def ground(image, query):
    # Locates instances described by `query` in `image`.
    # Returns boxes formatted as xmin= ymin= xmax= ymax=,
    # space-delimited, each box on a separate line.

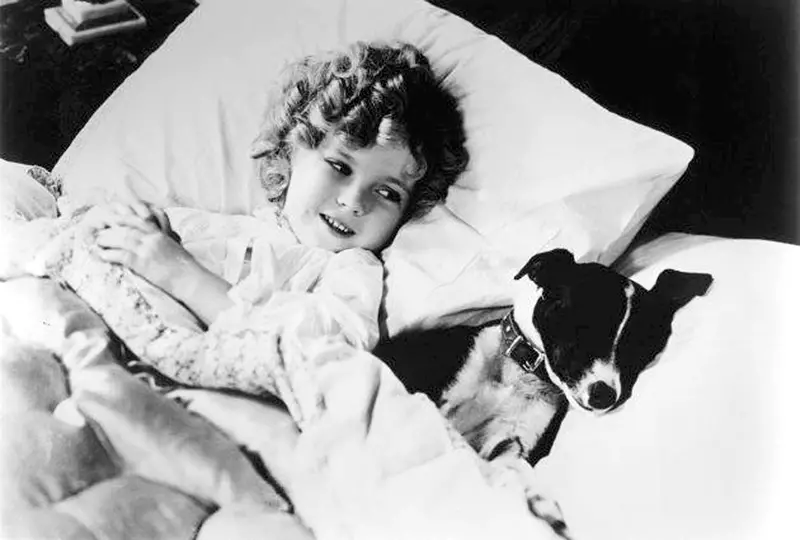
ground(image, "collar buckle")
xmin=501 ymin=312 xmax=546 ymax=374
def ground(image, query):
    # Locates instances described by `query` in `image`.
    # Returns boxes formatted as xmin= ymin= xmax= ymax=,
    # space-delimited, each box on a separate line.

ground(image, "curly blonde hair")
xmin=251 ymin=41 xmax=469 ymax=220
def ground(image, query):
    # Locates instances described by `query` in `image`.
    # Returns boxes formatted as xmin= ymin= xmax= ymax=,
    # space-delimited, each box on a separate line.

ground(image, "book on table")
xmin=44 ymin=0 xmax=146 ymax=46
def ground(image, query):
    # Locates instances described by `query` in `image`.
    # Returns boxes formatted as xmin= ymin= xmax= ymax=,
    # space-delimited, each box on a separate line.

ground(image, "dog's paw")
xmin=483 ymin=435 xmax=524 ymax=461
xmin=528 ymin=494 xmax=573 ymax=540
xmin=484 ymin=455 xmax=574 ymax=539
xmin=483 ymin=453 xmax=528 ymax=492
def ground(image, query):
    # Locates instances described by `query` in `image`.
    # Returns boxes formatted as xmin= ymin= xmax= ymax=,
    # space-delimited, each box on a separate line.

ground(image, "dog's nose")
xmin=587 ymin=382 xmax=617 ymax=410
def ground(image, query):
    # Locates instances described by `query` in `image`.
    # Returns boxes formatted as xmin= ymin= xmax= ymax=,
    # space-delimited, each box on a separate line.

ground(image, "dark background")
xmin=2 ymin=0 xmax=798 ymax=245
xmin=435 ymin=0 xmax=799 ymax=245
xmin=0 ymin=0 xmax=197 ymax=170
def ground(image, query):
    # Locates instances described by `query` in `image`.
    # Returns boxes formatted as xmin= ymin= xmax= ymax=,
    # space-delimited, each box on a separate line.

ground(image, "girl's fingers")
xmin=79 ymin=206 xmax=118 ymax=242
xmin=82 ymin=205 xmax=151 ymax=232
xmin=93 ymin=247 xmax=133 ymax=267
xmin=127 ymin=200 xmax=172 ymax=233
xmin=113 ymin=201 xmax=159 ymax=231
xmin=113 ymin=215 xmax=154 ymax=234
xmin=129 ymin=200 xmax=159 ymax=224
xmin=94 ymin=227 xmax=142 ymax=250
xmin=151 ymin=207 xmax=172 ymax=233
xmin=81 ymin=205 xmax=117 ymax=229
xmin=128 ymin=200 xmax=152 ymax=219
xmin=110 ymin=201 xmax=139 ymax=218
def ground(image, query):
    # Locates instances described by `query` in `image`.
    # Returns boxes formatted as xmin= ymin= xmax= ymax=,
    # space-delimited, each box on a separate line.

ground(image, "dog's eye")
xmin=545 ymin=290 xmax=568 ymax=308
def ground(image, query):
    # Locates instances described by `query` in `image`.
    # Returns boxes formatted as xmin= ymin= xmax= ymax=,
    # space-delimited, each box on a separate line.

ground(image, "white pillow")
xmin=529 ymin=234 xmax=800 ymax=540
xmin=53 ymin=0 xmax=694 ymax=336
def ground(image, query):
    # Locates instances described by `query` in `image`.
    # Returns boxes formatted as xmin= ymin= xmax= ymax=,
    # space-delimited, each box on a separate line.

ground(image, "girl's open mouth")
xmin=320 ymin=214 xmax=355 ymax=237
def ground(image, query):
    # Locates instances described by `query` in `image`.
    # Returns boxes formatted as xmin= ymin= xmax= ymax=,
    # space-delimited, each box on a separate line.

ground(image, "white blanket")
xmin=0 ymin=165 xmax=568 ymax=540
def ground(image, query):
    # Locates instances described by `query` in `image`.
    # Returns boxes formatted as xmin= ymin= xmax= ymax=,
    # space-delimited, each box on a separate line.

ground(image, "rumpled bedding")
xmin=0 ymin=167 xmax=568 ymax=539
xmin=5 ymin=194 xmax=387 ymax=423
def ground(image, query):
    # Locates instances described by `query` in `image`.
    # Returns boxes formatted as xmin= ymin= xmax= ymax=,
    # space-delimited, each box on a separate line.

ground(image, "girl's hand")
xmin=84 ymin=201 xmax=190 ymax=294
xmin=82 ymin=200 xmax=234 ymax=325
xmin=80 ymin=200 xmax=176 ymax=241
xmin=93 ymin=214 xmax=197 ymax=296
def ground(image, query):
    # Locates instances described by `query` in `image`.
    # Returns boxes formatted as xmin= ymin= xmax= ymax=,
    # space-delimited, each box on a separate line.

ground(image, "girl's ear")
xmin=513 ymin=248 xmax=575 ymax=289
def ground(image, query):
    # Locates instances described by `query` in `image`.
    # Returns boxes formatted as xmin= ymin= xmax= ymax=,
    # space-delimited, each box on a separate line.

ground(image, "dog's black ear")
xmin=514 ymin=248 xmax=576 ymax=287
xmin=649 ymin=269 xmax=714 ymax=311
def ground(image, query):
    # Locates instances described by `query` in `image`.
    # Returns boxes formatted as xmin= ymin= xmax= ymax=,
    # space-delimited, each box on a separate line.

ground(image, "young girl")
xmin=78 ymin=40 xmax=470 ymax=424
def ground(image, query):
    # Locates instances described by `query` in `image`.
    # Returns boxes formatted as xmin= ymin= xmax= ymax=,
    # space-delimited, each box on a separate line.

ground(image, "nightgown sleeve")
xmin=138 ymin=246 xmax=385 ymax=428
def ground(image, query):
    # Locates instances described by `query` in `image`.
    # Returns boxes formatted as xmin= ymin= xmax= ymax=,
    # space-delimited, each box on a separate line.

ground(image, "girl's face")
xmin=282 ymin=135 xmax=422 ymax=252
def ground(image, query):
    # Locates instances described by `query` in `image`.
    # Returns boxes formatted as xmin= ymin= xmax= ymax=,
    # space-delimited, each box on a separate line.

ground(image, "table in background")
xmin=0 ymin=0 xmax=197 ymax=169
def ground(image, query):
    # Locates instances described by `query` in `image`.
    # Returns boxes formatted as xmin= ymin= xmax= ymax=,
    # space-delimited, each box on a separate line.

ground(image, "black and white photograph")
xmin=1 ymin=0 xmax=798 ymax=538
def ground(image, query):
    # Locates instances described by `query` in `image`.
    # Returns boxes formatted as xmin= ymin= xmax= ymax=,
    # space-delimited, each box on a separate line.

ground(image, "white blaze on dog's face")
xmin=513 ymin=249 xmax=714 ymax=417
xmin=512 ymin=257 xmax=636 ymax=415
xmin=512 ymin=277 xmax=628 ymax=414
xmin=557 ymin=355 xmax=623 ymax=414
xmin=541 ymin=281 xmax=634 ymax=414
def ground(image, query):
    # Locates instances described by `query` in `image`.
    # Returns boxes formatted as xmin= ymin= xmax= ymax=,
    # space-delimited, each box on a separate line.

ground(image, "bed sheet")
xmin=0 ymin=278 xmax=569 ymax=540
xmin=528 ymin=233 xmax=800 ymax=540
xmin=0 ymin=166 xmax=567 ymax=539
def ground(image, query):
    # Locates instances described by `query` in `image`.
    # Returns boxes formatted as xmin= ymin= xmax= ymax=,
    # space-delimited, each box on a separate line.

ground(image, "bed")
xmin=1 ymin=0 xmax=798 ymax=538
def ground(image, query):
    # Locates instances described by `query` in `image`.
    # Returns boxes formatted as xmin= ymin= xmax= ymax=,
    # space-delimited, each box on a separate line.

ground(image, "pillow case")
xmin=528 ymin=234 xmax=800 ymax=540
xmin=53 ymin=0 xmax=694 ymax=336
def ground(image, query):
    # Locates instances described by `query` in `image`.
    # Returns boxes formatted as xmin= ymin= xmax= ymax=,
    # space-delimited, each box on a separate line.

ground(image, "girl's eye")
xmin=325 ymin=159 xmax=351 ymax=176
xmin=376 ymin=186 xmax=403 ymax=205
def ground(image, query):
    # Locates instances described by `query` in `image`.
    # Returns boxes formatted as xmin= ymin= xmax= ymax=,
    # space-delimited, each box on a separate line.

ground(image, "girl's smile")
xmin=320 ymin=213 xmax=355 ymax=237
xmin=282 ymin=135 xmax=424 ymax=252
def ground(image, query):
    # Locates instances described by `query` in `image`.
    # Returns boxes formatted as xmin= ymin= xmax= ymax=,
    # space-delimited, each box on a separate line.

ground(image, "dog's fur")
xmin=377 ymin=249 xmax=713 ymax=466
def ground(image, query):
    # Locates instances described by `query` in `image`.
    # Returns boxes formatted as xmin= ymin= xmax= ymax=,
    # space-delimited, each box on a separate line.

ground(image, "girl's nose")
xmin=336 ymin=182 xmax=369 ymax=216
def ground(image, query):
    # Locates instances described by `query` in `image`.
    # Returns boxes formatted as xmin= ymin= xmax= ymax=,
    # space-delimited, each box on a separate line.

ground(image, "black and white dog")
xmin=377 ymin=248 xmax=713 ymax=466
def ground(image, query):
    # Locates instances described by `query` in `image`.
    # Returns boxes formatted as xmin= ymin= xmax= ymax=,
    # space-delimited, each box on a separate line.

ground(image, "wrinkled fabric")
xmin=166 ymin=343 xmax=570 ymax=540
xmin=1 ymin=201 xmax=384 ymax=428
xmin=0 ymin=279 xmax=294 ymax=539
xmin=0 ymin=159 xmax=59 ymax=222
xmin=1 ymin=170 xmax=570 ymax=540
xmin=1 ymin=277 xmax=568 ymax=540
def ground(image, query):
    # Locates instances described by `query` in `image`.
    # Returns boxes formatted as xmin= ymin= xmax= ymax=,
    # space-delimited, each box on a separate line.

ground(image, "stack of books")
xmin=44 ymin=0 xmax=146 ymax=46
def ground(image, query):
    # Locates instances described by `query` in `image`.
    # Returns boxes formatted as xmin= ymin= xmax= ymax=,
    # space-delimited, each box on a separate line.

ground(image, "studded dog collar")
xmin=500 ymin=311 xmax=548 ymax=376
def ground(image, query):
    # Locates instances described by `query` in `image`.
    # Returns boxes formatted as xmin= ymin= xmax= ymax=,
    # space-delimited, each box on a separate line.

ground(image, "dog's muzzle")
xmin=587 ymin=381 xmax=617 ymax=410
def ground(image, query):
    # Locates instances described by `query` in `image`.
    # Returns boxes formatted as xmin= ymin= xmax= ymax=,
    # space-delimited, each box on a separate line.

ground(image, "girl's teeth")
xmin=323 ymin=215 xmax=353 ymax=235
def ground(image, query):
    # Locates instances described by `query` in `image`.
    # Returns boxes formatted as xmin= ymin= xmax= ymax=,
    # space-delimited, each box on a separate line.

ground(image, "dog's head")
xmin=512 ymin=248 xmax=713 ymax=414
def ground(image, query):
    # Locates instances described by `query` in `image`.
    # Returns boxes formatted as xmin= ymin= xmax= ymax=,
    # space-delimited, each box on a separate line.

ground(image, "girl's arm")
xmin=153 ymin=247 xmax=385 ymax=427
xmin=85 ymin=201 xmax=234 ymax=326
xmin=166 ymin=258 xmax=233 ymax=326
